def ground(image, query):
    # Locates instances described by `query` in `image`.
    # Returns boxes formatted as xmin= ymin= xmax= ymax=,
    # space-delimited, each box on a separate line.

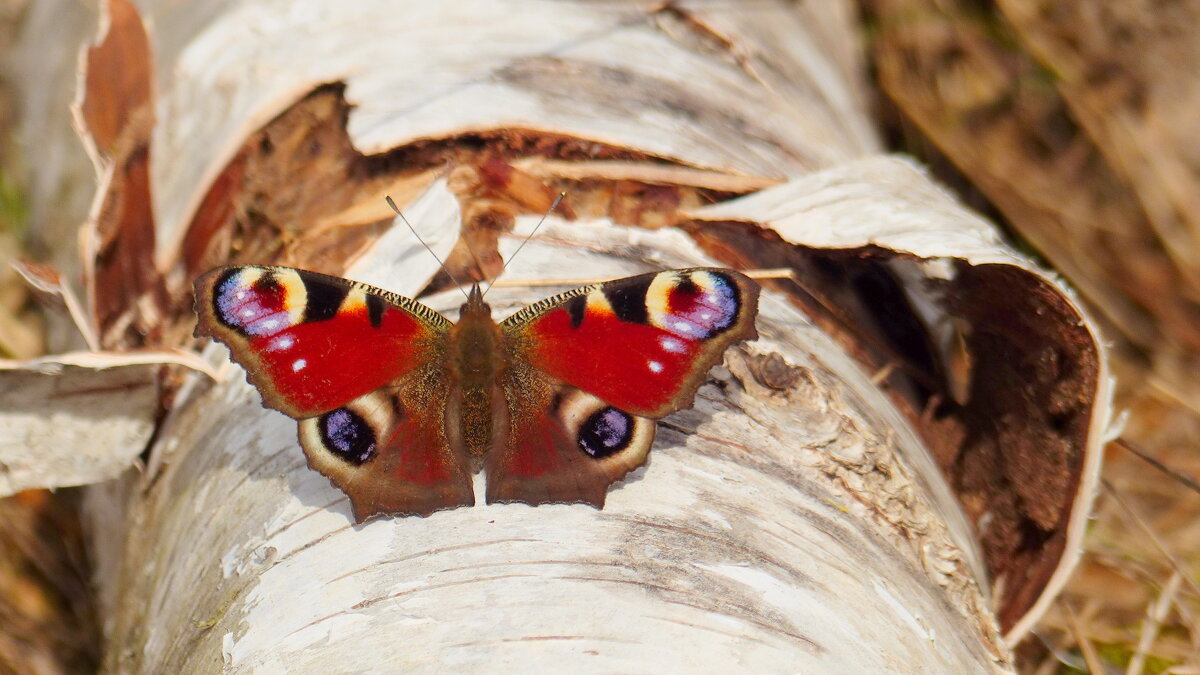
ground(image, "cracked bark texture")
xmin=7 ymin=0 xmax=1114 ymax=672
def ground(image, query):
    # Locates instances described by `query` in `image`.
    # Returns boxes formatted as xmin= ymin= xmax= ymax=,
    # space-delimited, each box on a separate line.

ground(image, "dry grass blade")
xmin=1116 ymin=438 xmax=1200 ymax=498
xmin=1127 ymin=571 xmax=1182 ymax=675
xmin=1102 ymin=478 xmax=1200 ymax=604
xmin=1062 ymin=600 xmax=1104 ymax=674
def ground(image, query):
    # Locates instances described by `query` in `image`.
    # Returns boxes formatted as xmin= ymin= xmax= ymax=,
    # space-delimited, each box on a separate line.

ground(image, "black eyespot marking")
xmin=566 ymin=295 xmax=587 ymax=329
xmin=366 ymin=293 xmax=385 ymax=328
xmin=604 ymin=277 xmax=651 ymax=325
xmin=302 ymin=276 xmax=347 ymax=322
xmin=258 ymin=272 xmax=282 ymax=293
xmin=318 ymin=408 xmax=376 ymax=465
xmin=578 ymin=407 xmax=634 ymax=459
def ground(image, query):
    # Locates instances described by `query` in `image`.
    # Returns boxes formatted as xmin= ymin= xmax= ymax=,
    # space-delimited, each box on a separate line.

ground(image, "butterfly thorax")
xmin=449 ymin=284 xmax=506 ymax=457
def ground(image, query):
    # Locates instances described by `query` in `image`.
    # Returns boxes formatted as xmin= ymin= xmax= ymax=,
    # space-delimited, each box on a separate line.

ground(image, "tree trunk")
xmin=8 ymin=0 xmax=1113 ymax=672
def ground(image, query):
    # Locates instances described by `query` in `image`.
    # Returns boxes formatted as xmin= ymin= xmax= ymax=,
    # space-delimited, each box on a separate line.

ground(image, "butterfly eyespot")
xmin=670 ymin=272 xmax=740 ymax=339
xmin=213 ymin=268 xmax=307 ymax=337
xmin=640 ymin=270 xmax=741 ymax=341
xmin=318 ymin=408 xmax=377 ymax=465
xmin=577 ymin=407 xmax=634 ymax=459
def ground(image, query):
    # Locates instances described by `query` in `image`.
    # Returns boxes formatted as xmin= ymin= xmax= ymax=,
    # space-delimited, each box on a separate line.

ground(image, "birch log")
xmin=8 ymin=0 xmax=1114 ymax=672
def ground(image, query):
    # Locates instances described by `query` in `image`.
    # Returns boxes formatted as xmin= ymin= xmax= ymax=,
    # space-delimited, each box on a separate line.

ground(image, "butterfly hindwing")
xmin=298 ymin=364 xmax=474 ymax=520
xmin=489 ymin=268 xmax=760 ymax=505
xmin=195 ymin=265 xmax=473 ymax=519
xmin=486 ymin=362 xmax=656 ymax=507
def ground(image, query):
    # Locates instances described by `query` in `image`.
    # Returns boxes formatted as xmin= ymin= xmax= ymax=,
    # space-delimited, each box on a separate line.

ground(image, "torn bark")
xmin=9 ymin=0 xmax=1113 ymax=672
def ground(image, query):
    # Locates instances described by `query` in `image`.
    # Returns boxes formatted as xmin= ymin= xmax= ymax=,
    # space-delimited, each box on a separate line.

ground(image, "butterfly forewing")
xmin=500 ymin=269 xmax=760 ymax=418
xmin=195 ymin=266 xmax=451 ymax=418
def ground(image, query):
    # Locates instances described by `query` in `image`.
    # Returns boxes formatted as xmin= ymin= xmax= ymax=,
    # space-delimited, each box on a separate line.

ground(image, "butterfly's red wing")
xmin=502 ymin=268 xmax=760 ymax=417
xmin=488 ymin=269 xmax=759 ymax=506
xmin=195 ymin=266 xmax=449 ymax=418
xmin=195 ymin=265 xmax=473 ymax=520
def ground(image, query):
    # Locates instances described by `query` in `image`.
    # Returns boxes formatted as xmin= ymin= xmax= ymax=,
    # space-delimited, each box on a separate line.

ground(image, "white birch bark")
xmin=7 ymin=0 xmax=1115 ymax=672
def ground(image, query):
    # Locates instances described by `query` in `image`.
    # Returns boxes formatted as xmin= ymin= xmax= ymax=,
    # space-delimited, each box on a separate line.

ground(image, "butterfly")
xmin=194 ymin=265 xmax=759 ymax=521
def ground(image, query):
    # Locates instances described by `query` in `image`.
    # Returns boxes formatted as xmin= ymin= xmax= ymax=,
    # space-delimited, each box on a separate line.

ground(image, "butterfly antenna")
xmin=483 ymin=192 xmax=565 ymax=296
xmin=385 ymin=195 xmax=470 ymax=300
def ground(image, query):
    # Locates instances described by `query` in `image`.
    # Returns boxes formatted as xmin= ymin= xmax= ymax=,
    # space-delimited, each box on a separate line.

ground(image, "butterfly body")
xmin=195 ymin=265 xmax=759 ymax=521
xmin=447 ymin=285 xmax=506 ymax=462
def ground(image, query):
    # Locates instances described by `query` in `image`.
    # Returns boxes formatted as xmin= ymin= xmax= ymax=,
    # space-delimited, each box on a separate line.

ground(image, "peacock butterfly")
xmin=194 ymin=265 xmax=759 ymax=521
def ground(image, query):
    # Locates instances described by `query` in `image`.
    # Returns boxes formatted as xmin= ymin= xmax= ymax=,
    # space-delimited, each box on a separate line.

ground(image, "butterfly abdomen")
xmin=449 ymin=285 xmax=507 ymax=458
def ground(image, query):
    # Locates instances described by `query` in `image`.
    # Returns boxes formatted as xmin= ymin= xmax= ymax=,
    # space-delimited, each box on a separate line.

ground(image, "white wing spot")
xmin=648 ymin=360 xmax=664 ymax=374
xmin=660 ymin=336 xmax=686 ymax=353
xmin=241 ymin=309 xmax=254 ymax=318
xmin=292 ymin=359 xmax=308 ymax=372
xmin=269 ymin=335 xmax=294 ymax=351
xmin=670 ymin=320 xmax=696 ymax=335
xmin=236 ymin=290 xmax=247 ymax=300
xmin=700 ymin=311 xmax=714 ymax=321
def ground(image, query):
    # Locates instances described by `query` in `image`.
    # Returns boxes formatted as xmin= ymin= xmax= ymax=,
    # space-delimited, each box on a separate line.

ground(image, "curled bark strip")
xmin=685 ymin=156 xmax=1110 ymax=643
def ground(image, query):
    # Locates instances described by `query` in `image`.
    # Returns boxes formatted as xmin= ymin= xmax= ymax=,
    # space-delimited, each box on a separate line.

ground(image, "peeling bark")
xmin=7 ymin=0 xmax=1117 ymax=672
